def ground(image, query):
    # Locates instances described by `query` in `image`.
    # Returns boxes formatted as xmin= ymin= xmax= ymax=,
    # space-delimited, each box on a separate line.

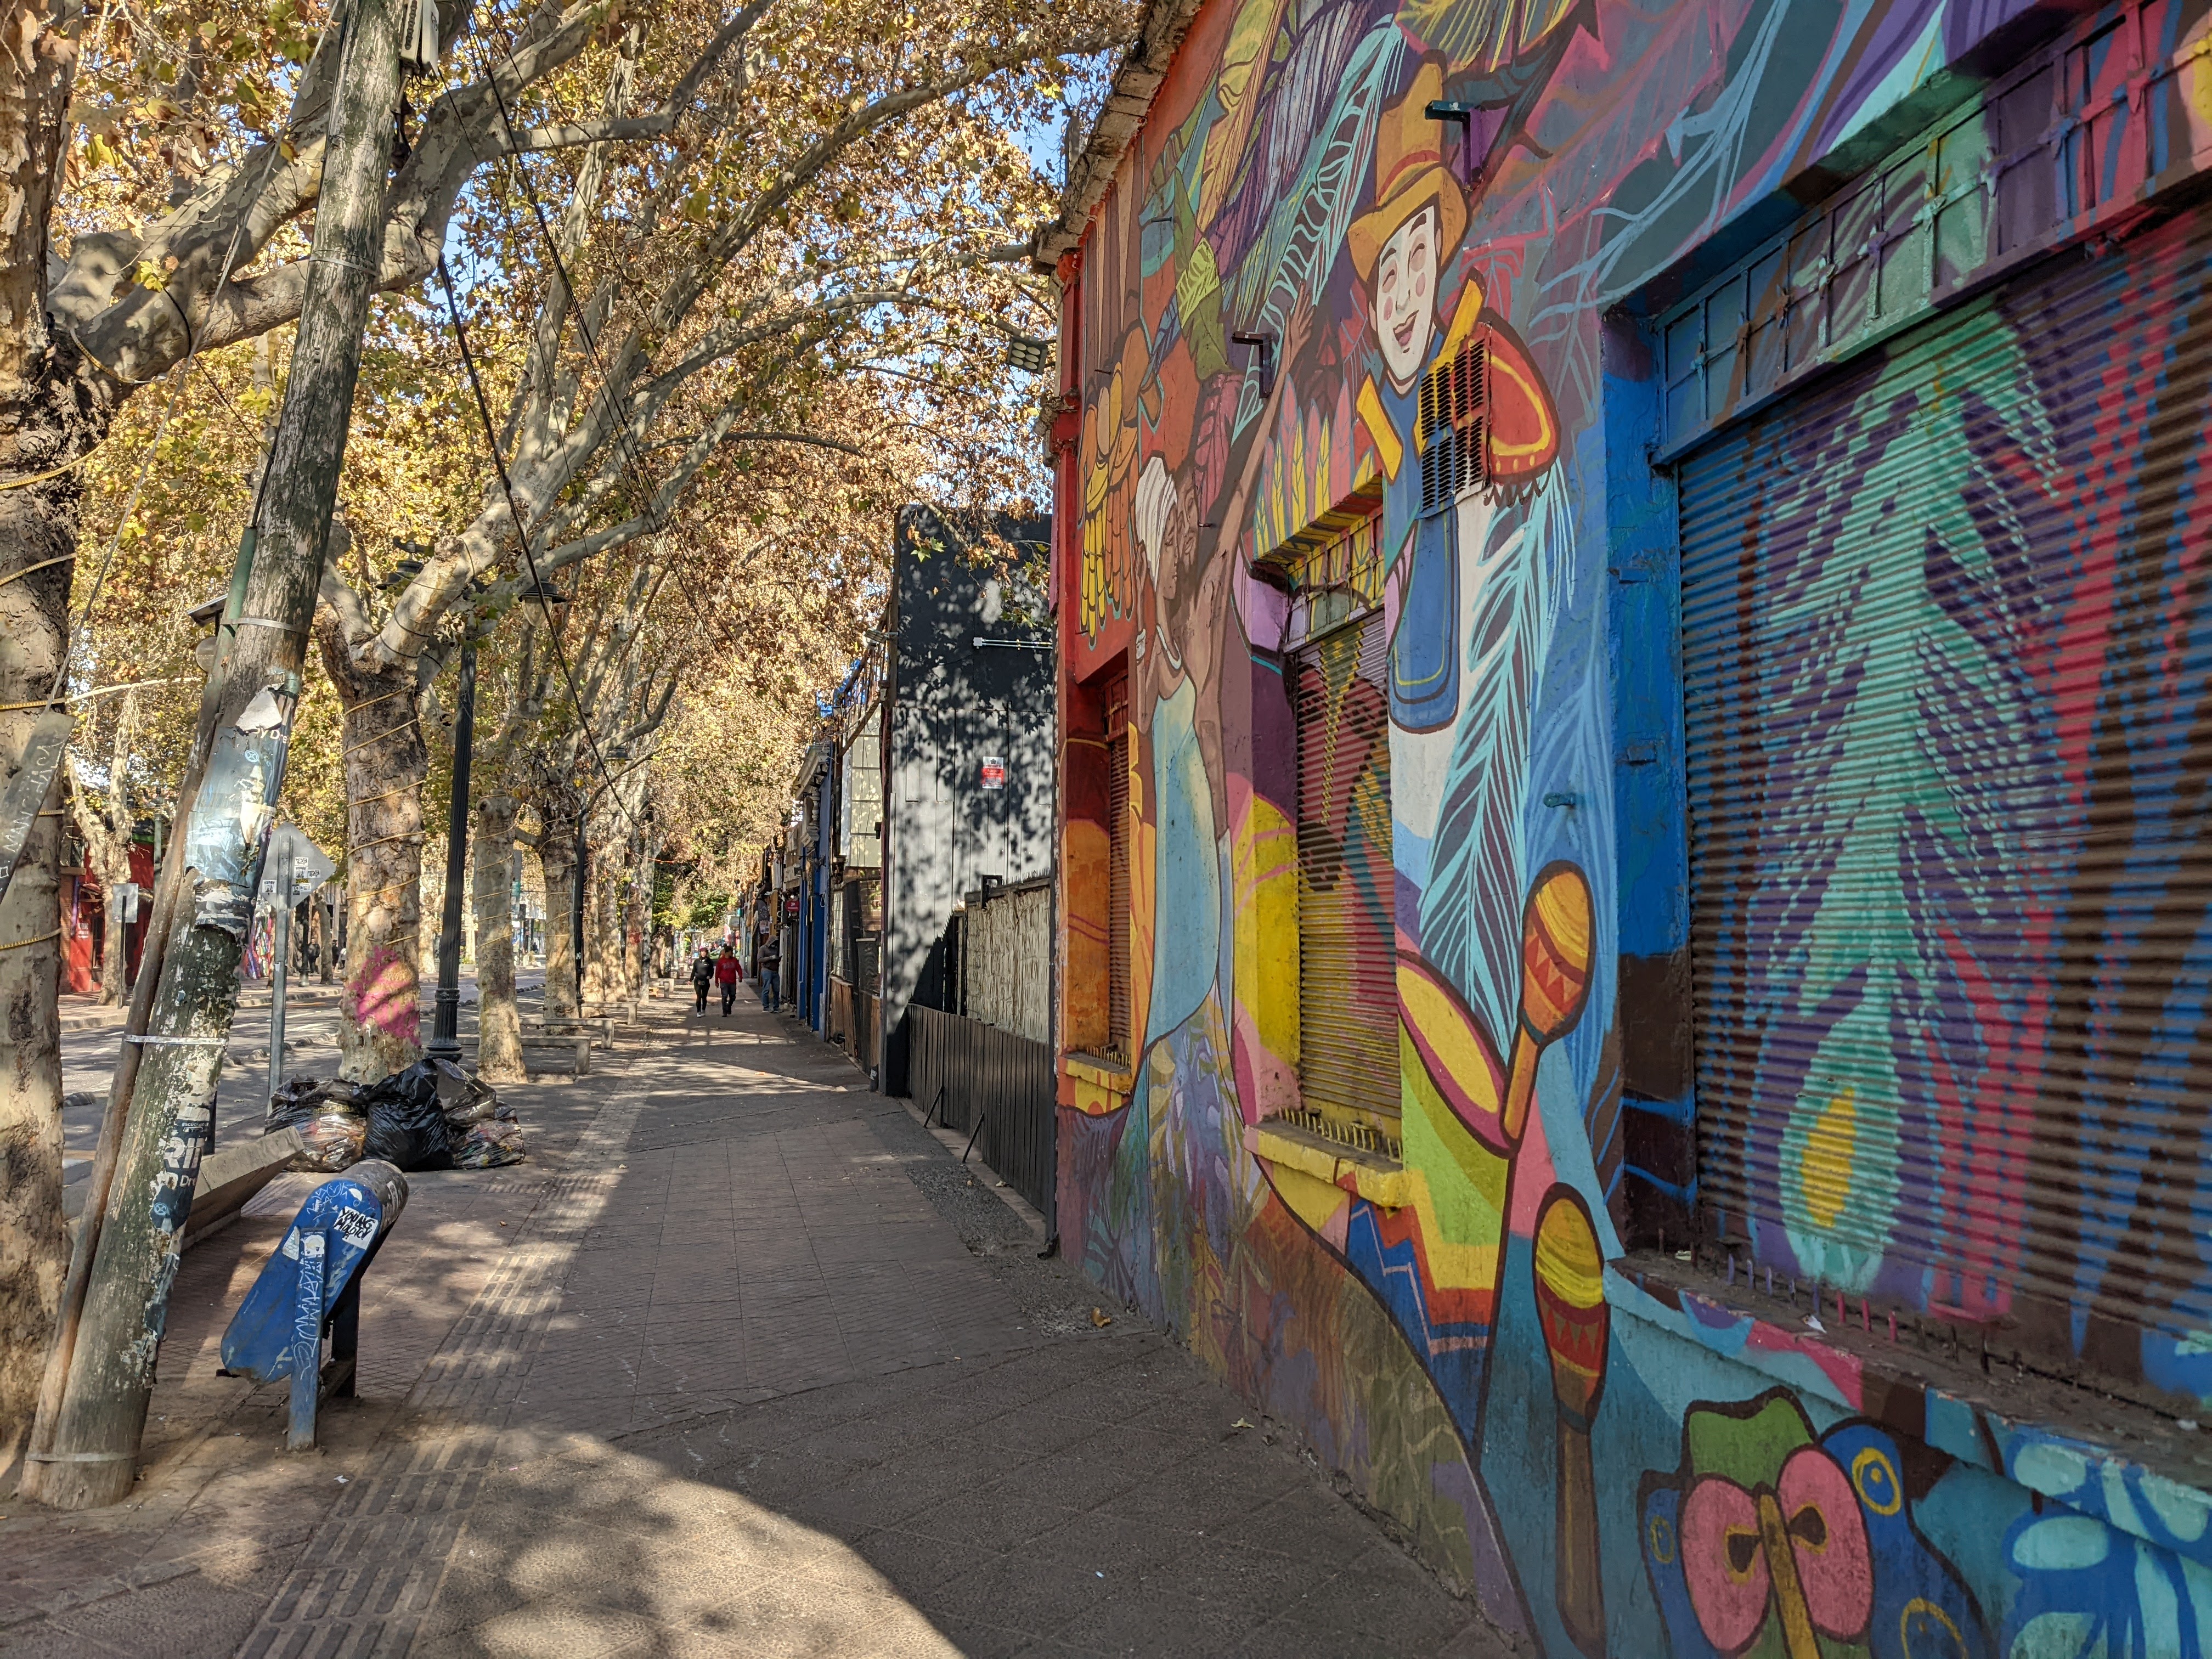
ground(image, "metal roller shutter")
xmin=1105 ymin=677 xmax=1131 ymax=1064
xmin=1295 ymin=610 xmax=1398 ymax=1133
xmin=1681 ymin=201 xmax=2212 ymax=1376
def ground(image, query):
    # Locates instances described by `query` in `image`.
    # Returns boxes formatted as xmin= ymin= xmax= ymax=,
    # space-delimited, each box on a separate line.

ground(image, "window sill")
xmin=1609 ymin=1250 xmax=2212 ymax=1567
xmin=1064 ymin=1052 xmax=1135 ymax=1087
xmin=1063 ymin=1052 xmax=1135 ymax=1113
xmin=1246 ymin=1120 xmax=1410 ymax=1210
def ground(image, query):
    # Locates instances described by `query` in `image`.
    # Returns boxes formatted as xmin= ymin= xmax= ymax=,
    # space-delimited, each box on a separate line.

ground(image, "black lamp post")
xmin=428 ymin=572 xmax=552 ymax=1067
xmin=426 ymin=639 xmax=476 ymax=1066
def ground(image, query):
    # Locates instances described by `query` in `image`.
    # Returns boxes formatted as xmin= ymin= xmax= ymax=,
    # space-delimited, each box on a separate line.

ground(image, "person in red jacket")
xmin=713 ymin=944 xmax=740 ymax=1015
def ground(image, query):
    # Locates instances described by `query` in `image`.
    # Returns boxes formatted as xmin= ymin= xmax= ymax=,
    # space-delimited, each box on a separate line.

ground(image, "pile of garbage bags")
xmin=267 ymin=1059 xmax=526 ymax=1173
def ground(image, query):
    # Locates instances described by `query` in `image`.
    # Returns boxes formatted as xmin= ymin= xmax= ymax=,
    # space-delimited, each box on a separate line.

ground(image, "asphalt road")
xmin=59 ymin=968 xmax=548 ymax=1188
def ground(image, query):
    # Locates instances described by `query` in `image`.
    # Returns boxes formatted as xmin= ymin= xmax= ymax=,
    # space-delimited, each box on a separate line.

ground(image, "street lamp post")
xmin=426 ymin=640 xmax=477 ymax=1067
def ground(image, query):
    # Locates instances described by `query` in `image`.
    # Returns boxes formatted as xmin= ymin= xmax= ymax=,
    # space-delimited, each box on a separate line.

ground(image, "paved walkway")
xmin=3 ymin=998 xmax=1509 ymax=1658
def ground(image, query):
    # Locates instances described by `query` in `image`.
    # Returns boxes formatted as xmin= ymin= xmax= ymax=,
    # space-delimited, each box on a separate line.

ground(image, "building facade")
xmin=879 ymin=505 xmax=1056 ymax=1094
xmin=1045 ymin=0 xmax=2212 ymax=1650
xmin=828 ymin=652 xmax=887 ymax=1070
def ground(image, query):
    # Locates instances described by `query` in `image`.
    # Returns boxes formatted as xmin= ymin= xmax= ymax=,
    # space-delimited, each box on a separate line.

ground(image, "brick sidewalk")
xmin=4 ymin=1001 xmax=1511 ymax=1658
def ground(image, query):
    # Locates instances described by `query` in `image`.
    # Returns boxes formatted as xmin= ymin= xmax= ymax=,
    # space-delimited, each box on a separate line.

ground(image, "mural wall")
xmin=1051 ymin=0 xmax=2212 ymax=1650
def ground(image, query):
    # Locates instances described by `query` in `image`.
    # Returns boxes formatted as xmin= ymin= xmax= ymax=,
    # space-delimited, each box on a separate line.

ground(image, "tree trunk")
xmin=71 ymin=778 xmax=134 ymax=1012
xmin=26 ymin=0 xmax=405 ymax=1508
xmin=0 ymin=278 xmax=84 ymax=1463
xmin=471 ymin=792 xmax=524 ymax=1081
xmin=313 ymin=894 xmax=334 ymax=983
xmin=620 ymin=885 xmax=640 ymax=1003
xmin=539 ymin=829 xmax=578 ymax=1020
xmin=0 ymin=767 xmax=65 ymax=1469
xmin=95 ymin=862 xmax=129 ymax=1006
xmin=0 ymin=0 xmax=138 ymax=1460
xmin=582 ymin=838 xmax=619 ymax=1009
xmin=316 ymin=631 xmax=427 ymax=1082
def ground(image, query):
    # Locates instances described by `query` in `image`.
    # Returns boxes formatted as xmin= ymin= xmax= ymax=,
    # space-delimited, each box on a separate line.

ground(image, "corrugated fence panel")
xmin=1294 ymin=610 xmax=1399 ymax=1128
xmin=1681 ymin=200 xmax=2212 ymax=1378
xmin=903 ymin=1003 xmax=1056 ymax=1223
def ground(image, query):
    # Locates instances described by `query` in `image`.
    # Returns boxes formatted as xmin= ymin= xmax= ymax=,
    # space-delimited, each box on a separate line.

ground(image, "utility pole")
xmin=426 ymin=640 xmax=476 ymax=1065
xmin=24 ymin=0 xmax=408 ymax=1510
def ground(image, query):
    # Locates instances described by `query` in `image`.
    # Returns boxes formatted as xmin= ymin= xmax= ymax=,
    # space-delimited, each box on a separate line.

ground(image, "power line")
xmin=432 ymin=256 xmax=640 ymax=833
xmin=466 ymin=27 xmax=675 ymax=555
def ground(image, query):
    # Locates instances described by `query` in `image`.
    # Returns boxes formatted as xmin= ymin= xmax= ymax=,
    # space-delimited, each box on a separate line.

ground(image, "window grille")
xmin=1418 ymin=337 xmax=1486 ymax=515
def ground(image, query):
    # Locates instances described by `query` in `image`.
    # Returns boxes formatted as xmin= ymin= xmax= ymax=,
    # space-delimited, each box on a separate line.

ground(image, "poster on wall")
xmin=980 ymin=757 xmax=1006 ymax=789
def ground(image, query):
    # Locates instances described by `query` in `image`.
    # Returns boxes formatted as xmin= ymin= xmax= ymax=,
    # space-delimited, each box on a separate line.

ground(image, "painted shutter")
xmin=1105 ymin=676 xmax=1131 ymax=1064
xmin=1294 ymin=611 xmax=1398 ymax=1131
xmin=1680 ymin=201 xmax=2212 ymax=1379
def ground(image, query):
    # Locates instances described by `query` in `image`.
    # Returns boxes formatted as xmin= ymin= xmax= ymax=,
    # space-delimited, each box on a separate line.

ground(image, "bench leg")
xmin=287 ymin=1233 xmax=327 ymax=1452
xmin=329 ymin=1272 xmax=363 ymax=1398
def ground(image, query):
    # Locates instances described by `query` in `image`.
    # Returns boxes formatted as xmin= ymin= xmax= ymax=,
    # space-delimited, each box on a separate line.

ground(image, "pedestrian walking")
xmin=715 ymin=944 xmax=740 ymax=1015
xmin=759 ymin=932 xmax=782 ymax=1012
xmin=690 ymin=949 xmax=714 ymax=1014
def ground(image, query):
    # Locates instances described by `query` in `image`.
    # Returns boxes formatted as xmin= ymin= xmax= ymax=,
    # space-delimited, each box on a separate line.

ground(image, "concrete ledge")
xmin=512 ymin=1035 xmax=591 ymax=1075
xmin=184 ymin=1128 xmax=308 ymax=1245
xmin=66 ymin=1128 xmax=306 ymax=1245
xmin=1244 ymin=1120 xmax=1411 ymax=1211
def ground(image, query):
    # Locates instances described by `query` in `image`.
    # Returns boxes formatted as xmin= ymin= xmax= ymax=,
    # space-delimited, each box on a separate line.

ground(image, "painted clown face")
xmin=1373 ymin=204 xmax=1439 ymax=393
xmin=1650 ymin=1396 xmax=1878 ymax=1659
xmin=1681 ymin=1446 xmax=1871 ymax=1657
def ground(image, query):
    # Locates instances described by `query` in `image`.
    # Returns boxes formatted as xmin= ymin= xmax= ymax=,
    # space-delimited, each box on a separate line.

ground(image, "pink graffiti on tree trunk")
xmin=345 ymin=941 xmax=418 ymax=1041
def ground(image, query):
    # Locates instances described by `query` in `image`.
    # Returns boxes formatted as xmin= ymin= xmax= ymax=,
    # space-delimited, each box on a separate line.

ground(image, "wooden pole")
xmin=23 ymin=0 xmax=407 ymax=1508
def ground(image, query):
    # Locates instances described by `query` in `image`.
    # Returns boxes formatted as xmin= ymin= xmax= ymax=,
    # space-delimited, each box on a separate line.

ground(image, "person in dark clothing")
xmin=689 ymin=950 xmax=714 ymax=1013
xmin=758 ymin=933 xmax=782 ymax=1012
xmin=714 ymin=945 xmax=740 ymax=1015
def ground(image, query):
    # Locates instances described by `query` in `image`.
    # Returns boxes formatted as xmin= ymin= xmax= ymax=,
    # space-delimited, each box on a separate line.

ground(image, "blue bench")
xmin=219 ymin=1160 xmax=409 ymax=1451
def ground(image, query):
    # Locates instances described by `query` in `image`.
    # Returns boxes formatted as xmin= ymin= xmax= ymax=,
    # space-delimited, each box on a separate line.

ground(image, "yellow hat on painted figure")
xmin=1348 ymin=60 xmax=1469 ymax=284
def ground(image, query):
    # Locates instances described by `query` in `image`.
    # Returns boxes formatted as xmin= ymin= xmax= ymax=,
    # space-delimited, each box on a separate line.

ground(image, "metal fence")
xmin=828 ymin=979 xmax=881 ymax=1075
xmin=905 ymin=1002 xmax=1054 ymax=1224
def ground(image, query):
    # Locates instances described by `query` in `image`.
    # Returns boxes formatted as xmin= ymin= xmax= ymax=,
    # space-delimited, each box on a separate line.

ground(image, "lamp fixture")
xmin=1425 ymin=100 xmax=1474 ymax=185
xmin=1231 ymin=330 xmax=1276 ymax=399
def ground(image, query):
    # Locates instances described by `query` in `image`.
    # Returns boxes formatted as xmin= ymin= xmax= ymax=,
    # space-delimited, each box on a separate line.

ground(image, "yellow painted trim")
xmin=1065 ymin=1051 xmax=1136 ymax=1092
xmin=1246 ymin=1121 xmax=1413 ymax=1210
xmin=1356 ymin=378 xmax=1403 ymax=481
xmin=1437 ymin=275 xmax=1489 ymax=359
xmin=1268 ymin=1160 xmax=1351 ymax=1234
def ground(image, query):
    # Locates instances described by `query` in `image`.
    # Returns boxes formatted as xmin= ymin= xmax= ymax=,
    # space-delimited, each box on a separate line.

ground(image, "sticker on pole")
xmin=980 ymin=757 xmax=1006 ymax=790
xmin=331 ymin=1207 xmax=376 ymax=1248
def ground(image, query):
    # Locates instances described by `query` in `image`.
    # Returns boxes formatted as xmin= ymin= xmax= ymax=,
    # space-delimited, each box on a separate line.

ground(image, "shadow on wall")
xmin=883 ymin=506 xmax=1056 ymax=1070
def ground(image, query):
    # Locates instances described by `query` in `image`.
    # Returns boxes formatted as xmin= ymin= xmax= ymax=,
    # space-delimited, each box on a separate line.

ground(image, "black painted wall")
xmin=881 ymin=505 xmax=1053 ymax=1094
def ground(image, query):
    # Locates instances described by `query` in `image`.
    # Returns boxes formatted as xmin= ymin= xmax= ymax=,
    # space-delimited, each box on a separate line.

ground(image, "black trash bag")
xmin=437 ymin=1065 xmax=500 ymax=1130
xmin=357 ymin=1061 xmax=455 ymax=1171
xmin=266 ymin=1073 xmax=323 ymax=1130
xmin=292 ymin=1111 xmax=368 ymax=1173
xmin=452 ymin=1117 xmax=527 ymax=1169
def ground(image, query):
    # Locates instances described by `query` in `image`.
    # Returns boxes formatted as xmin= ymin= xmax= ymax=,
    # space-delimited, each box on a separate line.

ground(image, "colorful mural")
xmin=1050 ymin=0 xmax=2212 ymax=1650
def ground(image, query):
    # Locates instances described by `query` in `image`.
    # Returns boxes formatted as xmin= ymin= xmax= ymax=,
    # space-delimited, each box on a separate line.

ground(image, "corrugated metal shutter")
xmin=1295 ymin=610 xmax=1398 ymax=1129
xmin=1681 ymin=202 xmax=2212 ymax=1370
xmin=1105 ymin=677 xmax=1131 ymax=1063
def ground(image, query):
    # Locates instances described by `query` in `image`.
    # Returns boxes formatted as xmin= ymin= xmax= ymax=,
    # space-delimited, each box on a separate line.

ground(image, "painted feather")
xmin=1420 ymin=468 xmax=1574 ymax=1048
